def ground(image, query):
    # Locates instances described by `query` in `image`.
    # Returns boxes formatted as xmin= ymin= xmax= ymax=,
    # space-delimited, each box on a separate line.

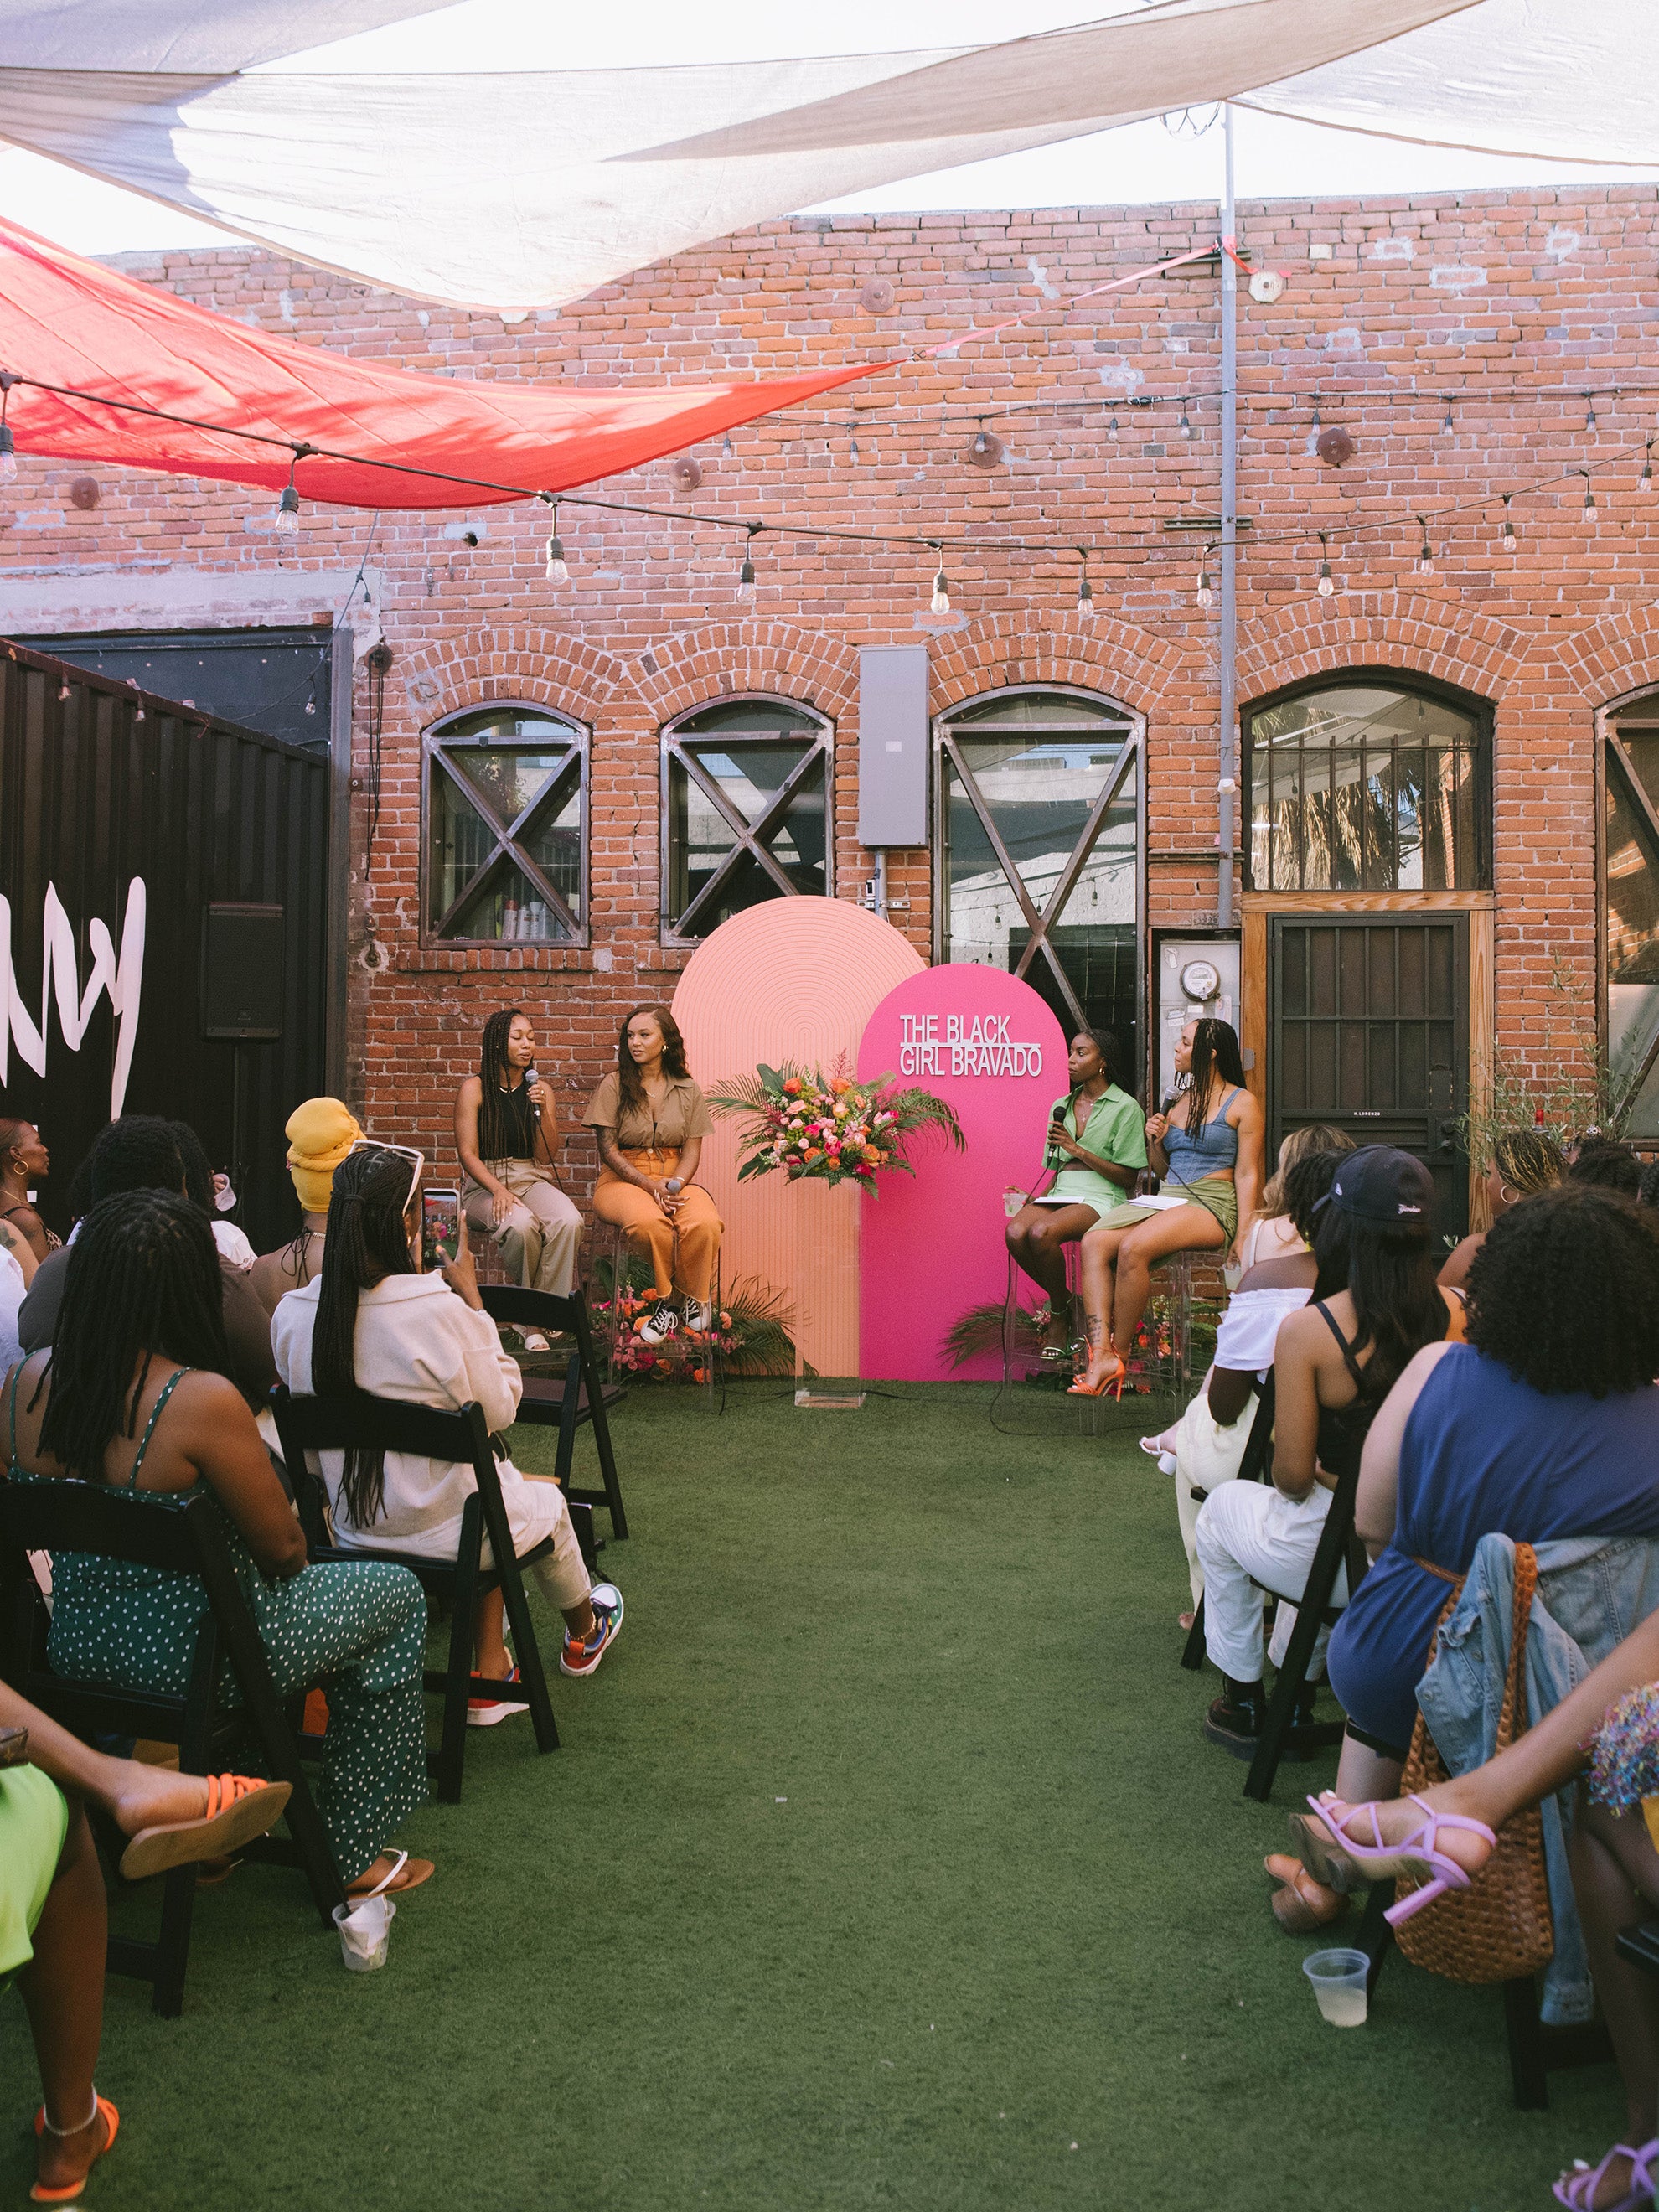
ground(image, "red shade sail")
xmin=0 ymin=218 xmax=887 ymax=509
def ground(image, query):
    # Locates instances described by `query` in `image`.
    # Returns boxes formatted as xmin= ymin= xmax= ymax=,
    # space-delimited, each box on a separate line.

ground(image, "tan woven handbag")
xmin=1393 ymin=1541 xmax=1555 ymax=1982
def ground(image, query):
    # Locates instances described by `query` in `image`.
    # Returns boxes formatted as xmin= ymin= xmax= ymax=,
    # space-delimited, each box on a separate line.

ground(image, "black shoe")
xmin=1202 ymin=1679 xmax=1264 ymax=1760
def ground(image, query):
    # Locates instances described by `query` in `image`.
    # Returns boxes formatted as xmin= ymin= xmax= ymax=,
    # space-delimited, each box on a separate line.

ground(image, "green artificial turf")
xmin=2 ymin=1380 xmax=1625 ymax=2210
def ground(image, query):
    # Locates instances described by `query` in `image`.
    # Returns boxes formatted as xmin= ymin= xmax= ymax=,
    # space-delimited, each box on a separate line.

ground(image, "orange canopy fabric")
xmin=0 ymin=218 xmax=886 ymax=509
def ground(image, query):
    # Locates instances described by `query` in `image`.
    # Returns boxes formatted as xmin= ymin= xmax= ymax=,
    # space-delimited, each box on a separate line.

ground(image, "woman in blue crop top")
xmin=1072 ymin=1017 xmax=1264 ymax=1398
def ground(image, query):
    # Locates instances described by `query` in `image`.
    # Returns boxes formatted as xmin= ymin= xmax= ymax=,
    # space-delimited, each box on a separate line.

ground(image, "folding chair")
xmin=1241 ymin=1460 xmax=1368 ymax=1802
xmin=0 ymin=1476 xmax=344 ymax=2018
xmin=270 ymin=1388 xmax=559 ymax=1805
xmin=1181 ymin=1376 xmax=1276 ymax=1672
xmin=478 ymin=1282 xmax=630 ymax=1540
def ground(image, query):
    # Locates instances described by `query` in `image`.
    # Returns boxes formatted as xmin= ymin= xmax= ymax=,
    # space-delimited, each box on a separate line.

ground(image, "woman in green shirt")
xmin=1005 ymin=1029 xmax=1148 ymax=1357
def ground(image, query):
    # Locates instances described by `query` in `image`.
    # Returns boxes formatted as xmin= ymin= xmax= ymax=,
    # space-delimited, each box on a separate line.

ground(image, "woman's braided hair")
xmin=35 ymin=1191 xmax=230 ymax=1479
xmin=312 ymin=1144 xmax=418 ymax=1528
xmin=1491 ymin=1127 xmax=1565 ymax=1197
xmin=476 ymin=1005 xmax=528 ymax=1162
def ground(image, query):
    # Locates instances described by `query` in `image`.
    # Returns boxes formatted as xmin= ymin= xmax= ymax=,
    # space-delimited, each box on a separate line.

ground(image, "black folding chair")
xmin=0 ymin=1476 xmax=344 ymax=2018
xmin=1242 ymin=1461 xmax=1367 ymax=1802
xmin=270 ymin=1389 xmax=559 ymax=1805
xmin=1181 ymin=1377 xmax=1277 ymax=1672
xmin=478 ymin=1284 xmax=629 ymax=1542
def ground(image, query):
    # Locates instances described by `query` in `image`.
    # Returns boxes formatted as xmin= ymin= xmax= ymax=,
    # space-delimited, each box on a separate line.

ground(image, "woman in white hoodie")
xmin=271 ymin=1145 xmax=623 ymax=1718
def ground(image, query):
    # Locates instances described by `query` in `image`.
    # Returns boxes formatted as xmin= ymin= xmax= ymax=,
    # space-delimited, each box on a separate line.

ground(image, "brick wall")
xmin=8 ymin=184 xmax=1659 ymax=1188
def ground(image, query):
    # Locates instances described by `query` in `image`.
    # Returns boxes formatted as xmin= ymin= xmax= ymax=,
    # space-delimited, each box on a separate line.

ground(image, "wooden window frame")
xmin=420 ymin=700 xmax=590 ymax=951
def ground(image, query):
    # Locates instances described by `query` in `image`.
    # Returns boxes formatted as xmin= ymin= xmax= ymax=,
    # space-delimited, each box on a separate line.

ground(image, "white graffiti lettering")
xmin=0 ymin=879 xmax=147 ymax=1119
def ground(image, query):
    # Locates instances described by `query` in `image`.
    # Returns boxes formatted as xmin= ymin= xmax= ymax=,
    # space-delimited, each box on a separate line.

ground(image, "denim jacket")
xmin=1415 ymin=1532 xmax=1659 ymax=2024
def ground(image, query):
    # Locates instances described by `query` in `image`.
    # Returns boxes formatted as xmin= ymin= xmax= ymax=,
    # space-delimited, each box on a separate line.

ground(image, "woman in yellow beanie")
xmin=248 ymin=1098 xmax=364 ymax=1317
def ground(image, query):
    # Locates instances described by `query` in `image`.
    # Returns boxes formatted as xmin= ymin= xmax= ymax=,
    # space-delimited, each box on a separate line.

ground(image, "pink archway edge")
xmin=856 ymin=965 xmax=1067 ymax=1382
xmin=671 ymin=899 xmax=924 ymax=1376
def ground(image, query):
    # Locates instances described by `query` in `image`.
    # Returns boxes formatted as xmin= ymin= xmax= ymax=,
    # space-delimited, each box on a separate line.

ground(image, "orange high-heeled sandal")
xmin=30 ymin=2095 xmax=119 ymax=2202
xmin=118 ymin=1773 xmax=291 ymax=1883
xmin=1067 ymin=1359 xmax=1126 ymax=1399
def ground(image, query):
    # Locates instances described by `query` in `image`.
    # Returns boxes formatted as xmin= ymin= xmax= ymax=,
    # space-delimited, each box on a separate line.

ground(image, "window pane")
xmin=519 ymin=763 xmax=583 ymax=913
xmin=675 ymin=700 xmax=820 ymax=736
xmin=450 ymin=858 xmax=573 ymax=944
xmin=1607 ymin=760 xmax=1659 ymax=1134
xmin=941 ymin=755 xmax=1007 ymax=967
xmin=951 ymin=690 xmax=1129 ymax=730
xmin=683 ymin=741 xmax=813 ymax=821
xmin=668 ymin=755 xmax=737 ymax=927
xmin=448 ymin=745 xmax=571 ymax=825
xmin=441 ymin=707 xmax=579 ymax=744
xmin=428 ymin=773 xmax=495 ymax=929
xmin=690 ymin=850 xmax=788 ymax=933
xmin=765 ymin=757 xmax=827 ymax=892
xmin=955 ymin=736 xmax=1129 ymax=914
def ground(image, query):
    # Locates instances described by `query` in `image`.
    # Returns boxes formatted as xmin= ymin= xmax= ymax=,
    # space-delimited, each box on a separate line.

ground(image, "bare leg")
xmin=1005 ymin=1206 xmax=1098 ymax=1348
xmin=1334 ymin=1733 xmax=1404 ymax=1811
xmin=1569 ymin=1798 xmax=1659 ymax=2201
xmin=1073 ymin=1207 xmax=1225 ymax=1390
xmin=19 ymin=1805 xmax=112 ymax=2200
xmin=1 ymin=1679 xmax=214 ymax=1837
xmin=1073 ymin=1222 xmax=1134 ymax=1385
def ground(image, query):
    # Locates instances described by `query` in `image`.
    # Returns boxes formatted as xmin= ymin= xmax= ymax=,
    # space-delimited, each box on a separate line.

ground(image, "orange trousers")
xmin=592 ymin=1149 xmax=722 ymax=1301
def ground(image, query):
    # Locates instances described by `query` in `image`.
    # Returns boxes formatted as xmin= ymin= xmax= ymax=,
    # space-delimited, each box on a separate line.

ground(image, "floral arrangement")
xmin=707 ymin=1060 xmax=964 ymax=1192
xmin=586 ymin=1257 xmax=804 ymax=1383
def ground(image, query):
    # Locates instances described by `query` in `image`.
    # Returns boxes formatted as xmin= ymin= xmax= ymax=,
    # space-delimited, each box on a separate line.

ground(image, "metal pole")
xmin=1217 ymin=103 xmax=1238 ymax=930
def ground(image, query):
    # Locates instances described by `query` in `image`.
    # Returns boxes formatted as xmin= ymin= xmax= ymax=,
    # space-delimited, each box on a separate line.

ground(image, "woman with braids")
xmin=3 ymin=1190 xmax=433 ymax=1904
xmin=455 ymin=1007 xmax=581 ymax=1326
xmin=1438 ymin=1123 xmax=1565 ymax=1291
xmin=1070 ymin=1016 xmax=1265 ymax=1398
xmin=587 ymin=1005 xmax=724 ymax=1348
xmin=271 ymin=1145 xmax=622 ymax=1718
xmin=1266 ymin=1184 xmax=1659 ymax=1936
xmin=0 ymin=1118 xmax=59 ymax=1264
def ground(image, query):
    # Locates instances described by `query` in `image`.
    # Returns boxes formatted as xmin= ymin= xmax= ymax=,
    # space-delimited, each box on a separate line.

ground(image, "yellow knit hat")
xmin=286 ymin=1097 xmax=364 ymax=1214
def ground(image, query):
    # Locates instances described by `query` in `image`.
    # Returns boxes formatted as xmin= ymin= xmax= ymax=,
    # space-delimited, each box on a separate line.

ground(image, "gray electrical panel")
xmin=857 ymin=644 xmax=929 ymax=846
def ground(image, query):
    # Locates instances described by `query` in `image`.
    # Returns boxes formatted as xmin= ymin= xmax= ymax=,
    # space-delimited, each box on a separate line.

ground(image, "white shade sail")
xmin=0 ymin=0 xmax=1651 ymax=311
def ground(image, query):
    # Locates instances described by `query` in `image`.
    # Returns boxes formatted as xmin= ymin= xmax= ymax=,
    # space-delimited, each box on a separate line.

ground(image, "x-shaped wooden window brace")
xmin=670 ymin=739 xmax=826 ymax=938
xmin=1606 ymin=729 xmax=1659 ymax=1124
xmin=942 ymin=730 xmax=1140 ymax=1031
xmin=429 ymin=744 xmax=582 ymax=940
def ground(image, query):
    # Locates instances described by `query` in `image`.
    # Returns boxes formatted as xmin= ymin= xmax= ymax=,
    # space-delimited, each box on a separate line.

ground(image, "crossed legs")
xmin=1074 ymin=1205 xmax=1225 ymax=1389
xmin=1004 ymin=1203 xmax=1099 ymax=1351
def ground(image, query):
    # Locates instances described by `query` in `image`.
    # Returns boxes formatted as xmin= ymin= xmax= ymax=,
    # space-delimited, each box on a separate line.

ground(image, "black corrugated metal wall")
xmin=0 ymin=641 xmax=333 ymax=1251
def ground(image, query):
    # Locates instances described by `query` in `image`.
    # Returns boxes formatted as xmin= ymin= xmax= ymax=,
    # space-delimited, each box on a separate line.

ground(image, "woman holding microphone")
xmin=456 ymin=1007 xmax=582 ymax=1324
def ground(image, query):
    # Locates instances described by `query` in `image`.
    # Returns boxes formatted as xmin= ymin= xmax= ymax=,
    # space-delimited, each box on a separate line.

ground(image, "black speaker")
xmin=201 ymin=903 xmax=285 ymax=1040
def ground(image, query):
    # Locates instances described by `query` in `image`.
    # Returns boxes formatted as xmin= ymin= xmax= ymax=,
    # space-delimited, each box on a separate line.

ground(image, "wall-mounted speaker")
xmin=201 ymin=903 xmax=285 ymax=1040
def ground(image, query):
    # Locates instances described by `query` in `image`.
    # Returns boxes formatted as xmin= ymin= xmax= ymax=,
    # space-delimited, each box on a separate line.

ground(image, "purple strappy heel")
xmin=1553 ymin=2137 xmax=1659 ymax=2212
xmin=1305 ymin=1792 xmax=1497 ymax=1926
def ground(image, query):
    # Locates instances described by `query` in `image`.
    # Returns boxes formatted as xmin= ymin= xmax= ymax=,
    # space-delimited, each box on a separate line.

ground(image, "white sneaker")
xmin=682 ymin=1299 xmax=714 ymax=1332
xmin=638 ymin=1300 xmax=679 ymax=1347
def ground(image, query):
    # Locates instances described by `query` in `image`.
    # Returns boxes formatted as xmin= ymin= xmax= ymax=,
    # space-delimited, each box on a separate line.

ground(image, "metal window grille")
xmin=659 ymin=695 xmax=833 ymax=944
xmin=422 ymin=703 xmax=589 ymax=947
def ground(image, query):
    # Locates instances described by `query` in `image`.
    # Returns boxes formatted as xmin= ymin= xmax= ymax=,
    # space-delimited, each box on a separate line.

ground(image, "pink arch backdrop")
xmin=671 ymin=898 xmax=924 ymax=1375
xmin=856 ymin=966 xmax=1067 ymax=1382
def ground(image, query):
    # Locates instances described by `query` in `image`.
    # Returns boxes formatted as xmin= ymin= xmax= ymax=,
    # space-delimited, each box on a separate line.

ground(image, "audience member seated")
xmin=1570 ymin=1136 xmax=1643 ymax=1197
xmin=271 ymin=1145 xmax=623 ymax=1710
xmin=1231 ymin=1123 xmax=1354 ymax=1273
xmin=18 ymin=1118 xmax=278 ymax=1413
xmin=1302 ymin=1605 xmax=1659 ymax=2210
xmin=1005 ymin=1027 xmax=1146 ymax=1359
xmin=169 ymin=1120 xmax=256 ymax=1270
xmin=1439 ymin=1126 xmax=1565 ymax=1291
xmin=0 ymin=1214 xmax=37 ymax=1382
xmin=1194 ymin=1147 xmax=1464 ymax=1774
xmin=249 ymin=1098 xmax=364 ymax=1319
xmin=3 ymin=1674 xmax=290 ymax=2203
xmin=457 ymin=1005 xmax=582 ymax=1321
xmin=1145 ymin=1148 xmax=1344 ymax=1631
xmin=5 ymin=1190 xmax=434 ymax=1901
xmin=1273 ymin=1184 xmax=1659 ymax=1931
xmin=0 ymin=1119 xmax=59 ymax=1264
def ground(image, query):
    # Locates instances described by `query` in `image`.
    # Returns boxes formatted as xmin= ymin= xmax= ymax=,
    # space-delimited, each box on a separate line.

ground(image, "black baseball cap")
xmin=1320 ymin=1145 xmax=1436 ymax=1227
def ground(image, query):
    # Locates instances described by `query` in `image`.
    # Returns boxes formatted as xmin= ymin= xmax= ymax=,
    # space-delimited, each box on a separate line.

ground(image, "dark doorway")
xmin=18 ymin=626 xmax=332 ymax=755
xmin=1269 ymin=914 xmax=1470 ymax=1238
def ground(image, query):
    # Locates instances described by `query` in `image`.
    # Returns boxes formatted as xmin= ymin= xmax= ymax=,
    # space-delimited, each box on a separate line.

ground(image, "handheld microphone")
xmin=523 ymin=1061 xmax=540 ymax=1091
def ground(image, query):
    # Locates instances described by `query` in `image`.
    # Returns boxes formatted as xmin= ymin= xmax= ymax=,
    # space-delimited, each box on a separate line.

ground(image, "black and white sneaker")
xmin=682 ymin=1298 xmax=715 ymax=1333
xmin=638 ymin=1300 xmax=679 ymax=1347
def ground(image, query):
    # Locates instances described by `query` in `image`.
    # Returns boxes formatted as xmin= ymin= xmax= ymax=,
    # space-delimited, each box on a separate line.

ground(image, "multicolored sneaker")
xmin=467 ymin=1658 xmax=529 ymax=1728
xmin=560 ymin=1585 xmax=624 ymax=1677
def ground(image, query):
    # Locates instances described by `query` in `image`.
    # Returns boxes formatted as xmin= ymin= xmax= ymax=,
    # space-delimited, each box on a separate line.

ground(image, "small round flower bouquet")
xmin=708 ymin=1060 xmax=964 ymax=1192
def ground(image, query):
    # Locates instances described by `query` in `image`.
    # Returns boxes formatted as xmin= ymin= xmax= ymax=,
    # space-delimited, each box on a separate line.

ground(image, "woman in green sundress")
xmin=4 ymin=1189 xmax=433 ymax=1899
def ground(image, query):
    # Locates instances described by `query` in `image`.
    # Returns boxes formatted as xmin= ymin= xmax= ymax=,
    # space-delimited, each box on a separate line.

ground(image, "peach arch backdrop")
xmin=671 ymin=898 xmax=925 ymax=1376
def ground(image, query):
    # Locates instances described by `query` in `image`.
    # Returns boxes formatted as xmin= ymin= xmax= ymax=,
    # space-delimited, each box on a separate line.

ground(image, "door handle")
xmin=1427 ymin=1115 xmax=1459 ymax=1156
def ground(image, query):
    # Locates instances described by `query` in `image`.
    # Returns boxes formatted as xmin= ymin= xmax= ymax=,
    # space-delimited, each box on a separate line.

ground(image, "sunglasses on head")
xmin=346 ymin=1138 xmax=425 ymax=1193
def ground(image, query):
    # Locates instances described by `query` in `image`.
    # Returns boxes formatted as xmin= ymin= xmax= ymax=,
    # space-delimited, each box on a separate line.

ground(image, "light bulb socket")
xmin=738 ymin=557 xmax=756 ymax=590
xmin=1077 ymin=569 xmax=1094 ymax=616
xmin=545 ymin=533 xmax=569 ymax=583
xmin=274 ymin=483 xmax=300 ymax=535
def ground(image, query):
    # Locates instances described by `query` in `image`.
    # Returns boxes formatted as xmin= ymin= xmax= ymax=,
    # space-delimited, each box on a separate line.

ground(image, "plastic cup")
xmin=1302 ymin=1947 xmax=1369 ymax=2027
xmin=333 ymin=1893 xmax=396 ymax=1972
xmin=1002 ymin=1186 xmax=1026 ymax=1219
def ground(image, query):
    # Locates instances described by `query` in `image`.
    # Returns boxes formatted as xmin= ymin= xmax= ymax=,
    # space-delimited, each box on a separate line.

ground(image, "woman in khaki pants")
xmin=587 ymin=1005 xmax=723 ymax=1347
xmin=456 ymin=1006 xmax=582 ymax=1339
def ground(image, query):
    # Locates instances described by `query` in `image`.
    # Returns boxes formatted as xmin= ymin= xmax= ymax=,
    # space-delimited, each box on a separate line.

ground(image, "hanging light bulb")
xmin=0 ymin=370 xmax=18 ymax=483
xmin=1501 ymin=494 xmax=1517 ymax=554
xmin=1585 ymin=394 xmax=1599 ymax=432
xmin=57 ymin=678 xmax=70 ymax=702
xmin=1076 ymin=550 xmax=1095 ymax=618
xmin=1196 ymin=552 xmax=1215 ymax=610
xmin=1315 ymin=531 xmax=1335 ymax=597
xmin=542 ymin=496 xmax=569 ymax=583
xmin=929 ymin=545 xmax=950 ymax=616
xmin=1641 ymin=440 xmax=1654 ymax=492
xmin=1108 ymin=409 xmax=1120 ymax=443
xmin=1416 ymin=516 xmax=1434 ymax=576
xmin=1582 ymin=469 xmax=1598 ymax=519
xmin=1179 ymin=403 xmax=1195 ymax=439
xmin=303 ymin=677 xmax=318 ymax=717
xmin=738 ymin=523 xmax=758 ymax=597
xmin=721 ymin=431 xmax=733 ymax=457
xmin=273 ymin=445 xmax=308 ymax=538
xmin=1310 ymin=397 xmax=1323 ymax=431
xmin=1442 ymin=396 xmax=1455 ymax=434
xmin=849 ymin=434 xmax=861 ymax=464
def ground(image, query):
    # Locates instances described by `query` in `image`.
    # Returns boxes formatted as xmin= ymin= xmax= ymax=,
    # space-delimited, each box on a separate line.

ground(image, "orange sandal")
xmin=118 ymin=1774 xmax=292 ymax=1883
xmin=30 ymin=2095 xmax=119 ymax=2203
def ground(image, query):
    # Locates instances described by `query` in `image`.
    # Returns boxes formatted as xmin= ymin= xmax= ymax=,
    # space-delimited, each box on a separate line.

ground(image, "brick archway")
xmin=628 ymin=621 xmax=861 ymax=726
xmin=1235 ymin=594 xmax=1527 ymax=705
xmin=928 ymin=610 xmax=1190 ymax=720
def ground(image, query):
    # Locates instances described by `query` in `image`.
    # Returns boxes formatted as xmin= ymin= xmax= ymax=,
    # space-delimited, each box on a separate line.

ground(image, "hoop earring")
xmin=1500 ymin=1184 xmax=1520 ymax=1206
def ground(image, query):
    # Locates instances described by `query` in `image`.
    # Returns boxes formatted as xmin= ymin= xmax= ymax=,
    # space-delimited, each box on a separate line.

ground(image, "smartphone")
xmin=421 ymin=1186 xmax=461 ymax=1270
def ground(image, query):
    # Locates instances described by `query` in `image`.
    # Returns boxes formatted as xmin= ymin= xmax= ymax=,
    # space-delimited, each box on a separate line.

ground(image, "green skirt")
xmin=0 ymin=1765 xmax=69 ymax=1991
xmin=1096 ymin=1175 xmax=1238 ymax=1244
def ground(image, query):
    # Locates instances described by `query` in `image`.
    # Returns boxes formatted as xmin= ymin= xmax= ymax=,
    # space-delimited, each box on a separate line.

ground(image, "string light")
xmin=1196 ymin=551 xmax=1215 ymax=609
xmin=1416 ymin=515 xmax=1434 ymax=576
xmin=1442 ymin=396 xmax=1455 ymax=434
xmin=721 ymin=431 xmax=733 ymax=457
xmin=1501 ymin=494 xmax=1517 ymax=554
xmin=1076 ymin=550 xmax=1094 ymax=618
xmin=541 ymin=496 xmax=568 ymax=583
xmin=56 ymin=678 xmax=70 ymax=701
xmin=1582 ymin=469 xmax=1598 ymax=519
xmin=1107 ymin=409 xmax=1120 ymax=442
xmin=0 ymin=370 xmax=16 ymax=482
xmin=929 ymin=545 xmax=950 ymax=615
xmin=1310 ymin=397 xmax=1322 ymax=431
xmin=1585 ymin=394 xmax=1599 ymax=432
xmin=1179 ymin=404 xmax=1195 ymax=439
xmin=849 ymin=434 xmax=861 ymax=464
xmin=1641 ymin=440 xmax=1653 ymax=492
xmin=273 ymin=443 xmax=311 ymax=538
xmin=1315 ymin=531 xmax=1335 ymax=597
xmin=738 ymin=523 xmax=759 ymax=596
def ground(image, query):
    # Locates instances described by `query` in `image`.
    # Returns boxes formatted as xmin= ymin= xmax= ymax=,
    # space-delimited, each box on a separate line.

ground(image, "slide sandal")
xmin=30 ymin=2096 xmax=119 ymax=2202
xmin=118 ymin=1775 xmax=292 ymax=1883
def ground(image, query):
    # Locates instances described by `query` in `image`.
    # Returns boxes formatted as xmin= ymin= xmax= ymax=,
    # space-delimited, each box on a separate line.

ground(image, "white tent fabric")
xmin=0 ymin=0 xmax=1472 ymax=308
xmin=0 ymin=0 xmax=1651 ymax=311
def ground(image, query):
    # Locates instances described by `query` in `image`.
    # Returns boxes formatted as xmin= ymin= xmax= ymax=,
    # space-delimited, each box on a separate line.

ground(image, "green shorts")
xmin=1095 ymin=1175 xmax=1238 ymax=1246
xmin=0 ymin=1764 xmax=70 ymax=1991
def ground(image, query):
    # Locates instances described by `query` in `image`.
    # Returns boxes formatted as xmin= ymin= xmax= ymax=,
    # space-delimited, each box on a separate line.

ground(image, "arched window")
xmin=1244 ymin=675 xmax=1490 ymax=892
xmin=1605 ymin=700 xmax=1659 ymax=1136
xmin=661 ymin=695 xmax=833 ymax=942
xmin=935 ymin=685 xmax=1142 ymax=1065
xmin=423 ymin=703 xmax=587 ymax=945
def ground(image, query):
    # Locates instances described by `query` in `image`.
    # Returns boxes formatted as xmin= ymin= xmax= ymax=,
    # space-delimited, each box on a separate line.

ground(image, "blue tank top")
xmin=1164 ymin=1087 xmax=1241 ymax=1176
xmin=1327 ymin=1346 xmax=1659 ymax=1749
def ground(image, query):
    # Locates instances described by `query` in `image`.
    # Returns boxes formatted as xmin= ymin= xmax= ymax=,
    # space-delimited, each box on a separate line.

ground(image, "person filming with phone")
xmin=271 ymin=1143 xmax=624 ymax=1716
xmin=455 ymin=1006 xmax=581 ymax=1338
